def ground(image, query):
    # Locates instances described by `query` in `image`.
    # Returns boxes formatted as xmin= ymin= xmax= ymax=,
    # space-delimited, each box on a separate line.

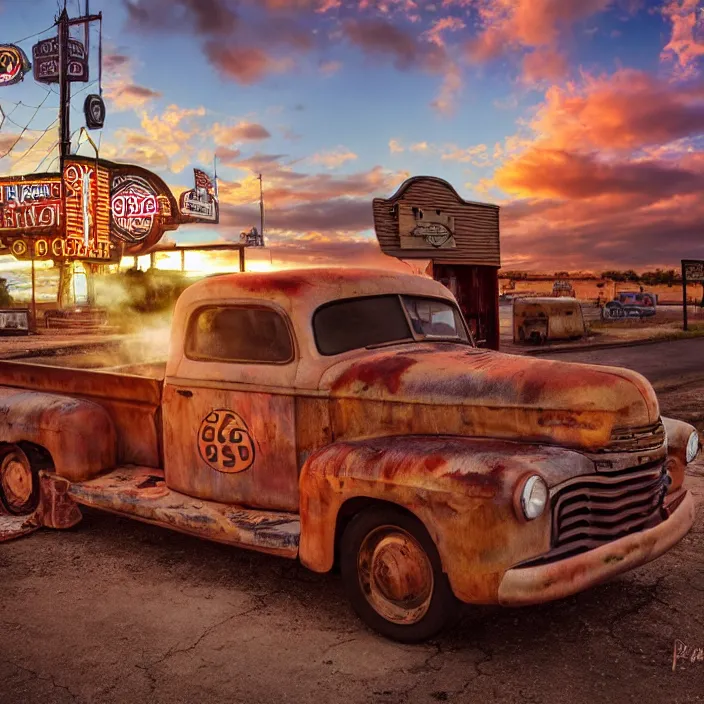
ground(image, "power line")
xmin=33 ymin=139 xmax=60 ymax=173
xmin=10 ymin=23 xmax=56 ymax=47
xmin=0 ymin=91 xmax=53 ymax=159
xmin=10 ymin=117 xmax=60 ymax=167
xmin=3 ymin=112 xmax=60 ymax=132
xmin=0 ymin=99 xmax=58 ymax=111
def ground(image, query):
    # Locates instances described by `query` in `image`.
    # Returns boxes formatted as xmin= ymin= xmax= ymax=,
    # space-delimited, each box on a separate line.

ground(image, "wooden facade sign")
xmin=32 ymin=37 xmax=88 ymax=83
xmin=0 ymin=44 xmax=31 ymax=87
xmin=0 ymin=157 xmax=180 ymax=262
xmin=373 ymin=176 xmax=500 ymax=266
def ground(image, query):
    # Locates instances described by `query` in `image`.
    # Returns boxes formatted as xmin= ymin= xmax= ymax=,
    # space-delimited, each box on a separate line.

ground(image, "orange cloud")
xmin=521 ymin=47 xmax=568 ymax=83
xmin=101 ymin=104 xmax=207 ymax=173
xmin=488 ymin=66 xmax=704 ymax=270
xmin=441 ymin=143 xmax=490 ymax=165
xmin=213 ymin=121 xmax=272 ymax=144
xmin=205 ymin=43 xmax=294 ymax=84
xmin=465 ymin=0 xmax=613 ymax=61
xmin=661 ymin=0 xmax=704 ymax=77
xmin=343 ymin=18 xmax=447 ymax=72
xmin=528 ymin=69 xmax=704 ymax=153
xmin=102 ymin=52 xmax=162 ymax=112
xmin=311 ymin=147 xmax=358 ymax=168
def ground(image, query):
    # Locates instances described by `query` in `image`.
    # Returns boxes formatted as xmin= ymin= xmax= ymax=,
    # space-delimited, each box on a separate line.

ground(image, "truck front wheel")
xmin=340 ymin=506 xmax=458 ymax=642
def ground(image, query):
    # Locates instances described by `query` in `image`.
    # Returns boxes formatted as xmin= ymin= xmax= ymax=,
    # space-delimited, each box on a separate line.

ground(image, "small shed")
xmin=373 ymin=176 xmax=501 ymax=349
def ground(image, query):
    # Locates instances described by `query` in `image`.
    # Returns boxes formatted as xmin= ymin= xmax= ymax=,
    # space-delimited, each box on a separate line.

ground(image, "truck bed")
xmin=0 ymin=360 xmax=164 ymax=467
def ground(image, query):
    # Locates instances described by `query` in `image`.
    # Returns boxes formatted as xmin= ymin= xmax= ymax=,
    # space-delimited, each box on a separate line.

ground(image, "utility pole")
xmin=57 ymin=4 xmax=102 ymax=163
xmin=58 ymin=8 xmax=71 ymax=160
xmin=258 ymin=173 xmax=265 ymax=246
xmin=55 ymin=3 xmax=102 ymax=309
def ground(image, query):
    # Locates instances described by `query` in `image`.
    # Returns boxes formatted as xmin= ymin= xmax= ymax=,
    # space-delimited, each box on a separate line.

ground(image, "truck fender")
xmin=662 ymin=415 xmax=697 ymax=493
xmin=0 ymin=388 xmax=116 ymax=482
xmin=298 ymin=435 xmax=593 ymax=603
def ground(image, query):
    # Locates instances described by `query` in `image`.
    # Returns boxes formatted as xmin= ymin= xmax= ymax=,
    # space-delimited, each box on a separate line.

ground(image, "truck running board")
xmin=68 ymin=467 xmax=300 ymax=559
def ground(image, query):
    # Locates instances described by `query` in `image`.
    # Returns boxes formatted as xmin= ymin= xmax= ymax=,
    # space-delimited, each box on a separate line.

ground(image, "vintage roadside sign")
xmin=32 ymin=36 xmax=88 ymax=83
xmin=372 ymin=176 xmax=500 ymax=265
xmin=0 ymin=44 xmax=31 ymax=87
xmin=179 ymin=168 xmax=219 ymax=224
xmin=681 ymin=259 xmax=704 ymax=331
xmin=0 ymin=157 xmax=180 ymax=262
xmin=682 ymin=259 xmax=704 ymax=282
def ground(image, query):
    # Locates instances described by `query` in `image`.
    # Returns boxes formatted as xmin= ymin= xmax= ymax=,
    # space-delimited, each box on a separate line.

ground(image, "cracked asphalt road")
xmin=2 ymin=367 xmax=704 ymax=703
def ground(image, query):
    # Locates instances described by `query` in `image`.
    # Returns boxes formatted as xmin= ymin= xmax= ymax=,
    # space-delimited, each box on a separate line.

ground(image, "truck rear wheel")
xmin=340 ymin=506 xmax=458 ymax=642
xmin=0 ymin=445 xmax=39 ymax=515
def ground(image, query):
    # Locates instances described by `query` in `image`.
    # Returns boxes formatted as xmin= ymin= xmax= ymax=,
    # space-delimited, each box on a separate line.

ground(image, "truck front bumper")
xmin=497 ymin=489 xmax=695 ymax=606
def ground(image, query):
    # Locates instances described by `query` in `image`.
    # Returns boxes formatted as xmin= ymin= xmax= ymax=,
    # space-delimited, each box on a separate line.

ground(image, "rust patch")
xmin=331 ymin=355 xmax=417 ymax=395
xmin=227 ymin=272 xmax=311 ymax=297
xmin=37 ymin=472 xmax=82 ymax=530
xmin=424 ymin=455 xmax=446 ymax=471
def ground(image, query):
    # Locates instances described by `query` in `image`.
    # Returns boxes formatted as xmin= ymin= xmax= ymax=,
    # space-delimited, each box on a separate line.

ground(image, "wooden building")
xmin=373 ymin=176 xmax=501 ymax=349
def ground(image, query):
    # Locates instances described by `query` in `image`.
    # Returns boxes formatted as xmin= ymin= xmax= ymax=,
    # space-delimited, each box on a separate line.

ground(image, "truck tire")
xmin=340 ymin=506 xmax=458 ymax=642
xmin=0 ymin=445 xmax=39 ymax=515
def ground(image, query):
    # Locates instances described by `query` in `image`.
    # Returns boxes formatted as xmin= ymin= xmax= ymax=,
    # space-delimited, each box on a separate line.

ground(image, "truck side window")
xmin=186 ymin=306 xmax=294 ymax=364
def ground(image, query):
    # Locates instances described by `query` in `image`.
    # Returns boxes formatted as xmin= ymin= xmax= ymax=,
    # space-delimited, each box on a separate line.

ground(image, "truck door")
xmin=161 ymin=302 xmax=300 ymax=512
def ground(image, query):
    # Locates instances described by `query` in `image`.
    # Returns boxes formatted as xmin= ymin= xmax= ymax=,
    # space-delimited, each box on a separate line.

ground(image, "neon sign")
xmin=0 ymin=45 xmax=31 ymax=87
xmin=0 ymin=180 xmax=62 ymax=232
xmin=111 ymin=175 xmax=160 ymax=243
xmin=0 ymin=157 xmax=182 ymax=262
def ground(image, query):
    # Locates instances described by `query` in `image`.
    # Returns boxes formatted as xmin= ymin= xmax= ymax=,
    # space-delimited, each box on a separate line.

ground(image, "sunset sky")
xmin=1 ymin=0 xmax=703 ymax=273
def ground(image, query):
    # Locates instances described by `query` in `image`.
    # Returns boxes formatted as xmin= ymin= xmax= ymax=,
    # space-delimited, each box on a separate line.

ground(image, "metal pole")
xmin=58 ymin=9 xmax=72 ymax=160
xmin=84 ymin=0 xmax=90 ymax=58
xmin=31 ymin=258 xmax=37 ymax=330
xmin=239 ymin=247 xmax=245 ymax=273
xmin=181 ymin=249 xmax=185 ymax=272
xmin=682 ymin=261 xmax=688 ymax=331
xmin=258 ymin=173 xmax=264 ymax=246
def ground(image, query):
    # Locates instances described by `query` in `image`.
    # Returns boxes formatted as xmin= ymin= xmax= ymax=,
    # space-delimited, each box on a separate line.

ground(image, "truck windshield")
xmin=313 ymin=294 xmax=471 ymax=356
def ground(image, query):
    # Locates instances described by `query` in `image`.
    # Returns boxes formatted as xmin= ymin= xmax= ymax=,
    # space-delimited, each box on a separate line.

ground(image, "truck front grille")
xmin=600 ymin=422 xmax=665 ymax=453
xmin=520 ymin=461 xmax=668 ymax=567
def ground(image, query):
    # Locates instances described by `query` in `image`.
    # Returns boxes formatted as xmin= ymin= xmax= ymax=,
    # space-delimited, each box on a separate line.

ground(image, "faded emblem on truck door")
xmin=198 ymin=409 xmax=256 ymax=473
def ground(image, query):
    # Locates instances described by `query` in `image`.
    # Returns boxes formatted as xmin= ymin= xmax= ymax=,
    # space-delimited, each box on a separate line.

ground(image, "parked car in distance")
xmin=604 ymin=291 xmax=657 ymax=319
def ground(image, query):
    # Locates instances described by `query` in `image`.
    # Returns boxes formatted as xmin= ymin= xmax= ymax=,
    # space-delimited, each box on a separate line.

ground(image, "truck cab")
xmin=0 ymin=268 xmax=698 ymax=642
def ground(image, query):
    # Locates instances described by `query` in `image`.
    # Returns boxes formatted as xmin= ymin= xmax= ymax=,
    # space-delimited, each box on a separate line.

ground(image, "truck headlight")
xmin=519 ymin=475 xmax=548 ymax=520
xmin=686 ymin=431 xmax=699 ymax=464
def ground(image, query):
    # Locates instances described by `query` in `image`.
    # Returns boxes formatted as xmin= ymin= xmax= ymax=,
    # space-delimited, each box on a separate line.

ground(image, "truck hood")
xmin=319 ymin=344 xmax=660 ymax=451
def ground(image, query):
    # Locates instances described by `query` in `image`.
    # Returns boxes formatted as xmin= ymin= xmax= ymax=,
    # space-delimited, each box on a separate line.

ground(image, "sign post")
xmin=681 ymin=260 xmax=704 ymax=331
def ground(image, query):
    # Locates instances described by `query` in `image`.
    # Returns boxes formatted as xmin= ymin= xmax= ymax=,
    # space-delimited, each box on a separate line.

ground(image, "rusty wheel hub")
xmin=358 ymin=526 xmax=434 ymax=625
xmin=0 ymin=446 xmax=37 ymax=515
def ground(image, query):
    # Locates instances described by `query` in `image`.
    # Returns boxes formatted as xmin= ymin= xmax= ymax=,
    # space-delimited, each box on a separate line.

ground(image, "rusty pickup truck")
xmin=0 ymin=269 xmax=698 ymax=642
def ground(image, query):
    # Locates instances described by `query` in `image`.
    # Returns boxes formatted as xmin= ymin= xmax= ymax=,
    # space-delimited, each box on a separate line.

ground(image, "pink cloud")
xmin=343 ymin=18 xmax=448 ymax=72
xmin=661 ymin=0 xmax=704 ymax=76
xmin=465 ymin=0 xmax=614 ymax=62
xmin=521 ymin=47 xmax=568 ymax=83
